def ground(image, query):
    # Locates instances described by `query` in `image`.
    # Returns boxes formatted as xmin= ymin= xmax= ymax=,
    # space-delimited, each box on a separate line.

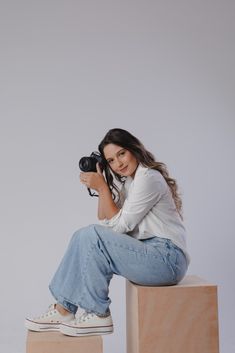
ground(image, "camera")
xmin=79 ymin=151 xmax=104 ymax=172
xmin=78 ymin=151 xmax=105 ymax=197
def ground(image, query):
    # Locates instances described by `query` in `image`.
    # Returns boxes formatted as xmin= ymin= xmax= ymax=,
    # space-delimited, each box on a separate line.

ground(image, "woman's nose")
xmin=117 ymin=159 xmax=123 ymax=167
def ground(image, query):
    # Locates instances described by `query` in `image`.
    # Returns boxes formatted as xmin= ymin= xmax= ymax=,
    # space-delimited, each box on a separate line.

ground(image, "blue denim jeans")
xmin=49 ymin=224 xmax=188 ymax=315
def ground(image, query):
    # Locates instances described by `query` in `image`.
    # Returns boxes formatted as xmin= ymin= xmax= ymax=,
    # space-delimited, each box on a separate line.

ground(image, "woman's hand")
xmin=79 ymin=163 xmax=107 ymax=192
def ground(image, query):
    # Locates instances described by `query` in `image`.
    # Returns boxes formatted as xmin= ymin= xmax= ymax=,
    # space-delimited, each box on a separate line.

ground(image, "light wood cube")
xmin=26 ymin=331 xmax=103 ymax=353
xmin=126 ymin=275 xmax=219 ymax=353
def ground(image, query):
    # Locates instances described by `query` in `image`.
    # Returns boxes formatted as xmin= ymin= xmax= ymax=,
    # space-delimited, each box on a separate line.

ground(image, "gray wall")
xmin=0 ymin=1 xmax=234 ymax=352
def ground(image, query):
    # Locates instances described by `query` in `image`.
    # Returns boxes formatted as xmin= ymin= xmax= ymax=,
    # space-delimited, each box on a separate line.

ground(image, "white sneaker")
xmin=25 ymin=304 xmax=75 ymax=332
xmin=60 ymin=311 xmax=113 ymax=336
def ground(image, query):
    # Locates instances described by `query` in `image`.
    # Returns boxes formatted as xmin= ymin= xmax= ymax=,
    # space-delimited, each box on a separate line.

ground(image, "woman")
xmin=25 ymin=128 xmax=190 ymax=337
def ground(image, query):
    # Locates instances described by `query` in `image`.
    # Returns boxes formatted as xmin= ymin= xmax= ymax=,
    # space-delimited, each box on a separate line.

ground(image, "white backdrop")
xmin=0 ymin=1 xmax=234 ymax=352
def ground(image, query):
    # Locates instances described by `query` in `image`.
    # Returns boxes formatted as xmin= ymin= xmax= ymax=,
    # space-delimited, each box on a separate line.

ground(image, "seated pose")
xmin=25 ymin=128 xmax=190 ymax=337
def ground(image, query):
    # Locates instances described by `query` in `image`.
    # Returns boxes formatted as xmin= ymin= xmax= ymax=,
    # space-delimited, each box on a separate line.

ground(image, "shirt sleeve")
xmin=99 ymin=169 xmax=166 ymax=234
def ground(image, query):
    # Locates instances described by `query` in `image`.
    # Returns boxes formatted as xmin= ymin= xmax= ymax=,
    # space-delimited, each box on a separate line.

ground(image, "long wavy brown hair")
xmin=98 ymin=128 xmax=183 ymax=219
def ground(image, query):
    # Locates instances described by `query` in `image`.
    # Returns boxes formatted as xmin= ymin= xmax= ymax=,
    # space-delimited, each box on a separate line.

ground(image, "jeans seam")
xmin=95 ymin=225 xmax=169 ymax=260
xmin=78 ymin=243 xmax=96 ymax=305
xmin=164 ymin=241 xmax=179 ymax=282
xmin=76 ymin=241 xmax=111 ymax=314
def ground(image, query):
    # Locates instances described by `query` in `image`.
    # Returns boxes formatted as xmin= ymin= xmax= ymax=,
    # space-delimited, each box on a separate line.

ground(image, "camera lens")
xmin=79 ymin=152 xmax=104 ymax=173
xmin=79 ymin=157 xmax=91 ymax=172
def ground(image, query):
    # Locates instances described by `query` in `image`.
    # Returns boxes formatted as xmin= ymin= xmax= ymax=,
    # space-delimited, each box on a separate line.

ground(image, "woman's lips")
xmin=120 ymin=166 xmax=128 ymax=173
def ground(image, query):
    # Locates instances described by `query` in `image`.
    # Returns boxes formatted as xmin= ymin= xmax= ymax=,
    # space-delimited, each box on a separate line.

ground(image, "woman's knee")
xmin=71 ymin=224 xmax=98 ymax=245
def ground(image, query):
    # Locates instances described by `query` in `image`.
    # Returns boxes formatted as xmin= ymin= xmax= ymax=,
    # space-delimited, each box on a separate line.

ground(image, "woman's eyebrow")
xmin=106 ymin=148 xmax=125 ymax=160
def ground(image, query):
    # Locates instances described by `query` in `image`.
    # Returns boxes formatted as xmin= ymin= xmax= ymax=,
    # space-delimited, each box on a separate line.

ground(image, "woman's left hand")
xmin=79 ymin=163 xmax=107 ymax=192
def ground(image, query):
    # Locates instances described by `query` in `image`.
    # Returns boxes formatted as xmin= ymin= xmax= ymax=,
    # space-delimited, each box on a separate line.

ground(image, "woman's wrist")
xmin=97 ymin=182 xmax=110 ymax=194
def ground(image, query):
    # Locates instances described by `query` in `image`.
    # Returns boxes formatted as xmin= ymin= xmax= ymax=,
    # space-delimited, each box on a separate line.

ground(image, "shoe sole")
xmin=60 ymin=323 xmax=113 ymax=337
xmin=25 ymin=319 xmax=60 ymax=332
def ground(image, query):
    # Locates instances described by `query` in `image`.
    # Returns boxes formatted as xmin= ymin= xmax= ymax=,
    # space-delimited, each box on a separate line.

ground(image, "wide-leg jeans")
xmin=49 ymin=224 xmax=188 ymax=315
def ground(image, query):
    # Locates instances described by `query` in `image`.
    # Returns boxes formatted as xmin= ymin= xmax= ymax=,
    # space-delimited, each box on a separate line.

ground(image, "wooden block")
xmin=126 ymin=275 xmax=220 ymax=353
xmin=26 ymin=331 xmax=103 ymax=353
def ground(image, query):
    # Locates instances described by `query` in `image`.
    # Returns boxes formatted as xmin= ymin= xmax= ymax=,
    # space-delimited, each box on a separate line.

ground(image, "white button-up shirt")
xmin=99 ymin=163 xmax=190 ymax=265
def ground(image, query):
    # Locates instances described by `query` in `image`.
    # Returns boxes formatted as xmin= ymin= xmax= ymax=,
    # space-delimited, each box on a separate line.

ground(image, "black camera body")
xmin=79 ymin=151 xmax=104 ymax=172
xmin=78 ymin=151 xmax=105 ymax=197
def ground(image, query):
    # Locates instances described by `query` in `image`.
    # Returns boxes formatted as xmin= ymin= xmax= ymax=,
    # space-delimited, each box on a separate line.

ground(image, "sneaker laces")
xmin=36 ymin=304 xmax=57 ymax=319
xmin=77 ymin=311 xmax=95 ymax=323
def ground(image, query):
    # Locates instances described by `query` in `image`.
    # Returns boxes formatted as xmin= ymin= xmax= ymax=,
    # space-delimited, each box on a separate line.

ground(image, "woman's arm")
xmin=100 ymin=169 xmax=165 ymax=234
xmin=97 ymin=190 xmax=106 ymax=220
xmin=97 ymin=183 xmax=120 ymax=220
xmin=80 ymin=163 xmax=120 ymax=220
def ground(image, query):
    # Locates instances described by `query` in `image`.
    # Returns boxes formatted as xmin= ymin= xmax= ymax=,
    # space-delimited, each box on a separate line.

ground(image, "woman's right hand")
xmin=80 ymin=163 xmax=107 ymax=192
xmin=96 ymin=162 xmax=104 ymax=176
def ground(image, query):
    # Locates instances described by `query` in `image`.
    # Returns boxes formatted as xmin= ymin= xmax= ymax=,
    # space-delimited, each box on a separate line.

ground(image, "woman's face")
xmin=103 ymin=143 xmax=139 ymax=178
